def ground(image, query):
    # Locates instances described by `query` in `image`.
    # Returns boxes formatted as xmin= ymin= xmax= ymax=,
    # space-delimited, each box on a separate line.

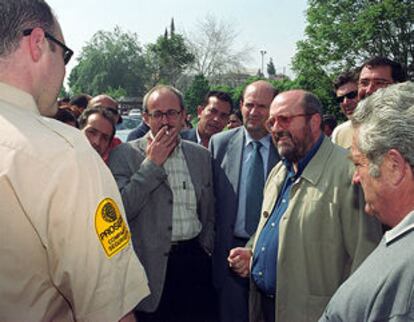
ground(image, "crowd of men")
xmin=1 ymin=1 xmax=414 ymax=322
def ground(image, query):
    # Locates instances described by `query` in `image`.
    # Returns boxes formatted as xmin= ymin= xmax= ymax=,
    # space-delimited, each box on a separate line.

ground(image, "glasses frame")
xmin=23 ymin=28 xmax=73 ymax=65
xmin=266 ymin=112 xmax=316 ymax=130
xmin=147 ymin=109 xmax=182 ymax=120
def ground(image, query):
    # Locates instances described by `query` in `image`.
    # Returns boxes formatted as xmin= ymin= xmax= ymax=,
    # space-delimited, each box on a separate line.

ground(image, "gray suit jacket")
xmin=108 ymin=138 xmax=215 ymax=312
xmin=209 ymin=127 xmax=280 ymax=288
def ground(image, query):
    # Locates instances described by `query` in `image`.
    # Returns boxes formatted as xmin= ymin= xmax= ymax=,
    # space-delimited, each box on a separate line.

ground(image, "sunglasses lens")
xmin=337 ymin=91 xmax=357 ymax=103
xmin=347 ymin=91 xmax=357 ymax=99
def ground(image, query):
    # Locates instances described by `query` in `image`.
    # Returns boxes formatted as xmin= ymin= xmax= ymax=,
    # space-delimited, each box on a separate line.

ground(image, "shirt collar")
xmin=283 ymin=133 xmax=324 ymax=176
xmin=196 ymin=127 xmax=202 ymax=144
xmin=243 ymin=127 xmax=271 ymax=151
xmin=0 ymin=82 xmax=39 ymax=115
xmin=385 ymin=210 xmax=414 ymax=245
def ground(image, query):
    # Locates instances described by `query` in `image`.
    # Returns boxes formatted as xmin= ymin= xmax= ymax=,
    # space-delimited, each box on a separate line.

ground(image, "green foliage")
xmin=146 ymin=31 xmax=194 ymax=86
xmin=292 ymin=0 xmax=414 ymax=114
xmin=184 ymin=74 xmax=210 ymax=117
xmin=59 ymin=85 xmax=70 ymax=98
xmin=105 ymin=86 xmax=128 ymax=99
xmin=68 ymin=26 xmax=148 ymax=97
xmin=267 ymin=58 xmax=276 ymax=77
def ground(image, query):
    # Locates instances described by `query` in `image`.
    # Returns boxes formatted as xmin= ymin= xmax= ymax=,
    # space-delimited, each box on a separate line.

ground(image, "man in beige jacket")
xmin=228 ymin=90 xmax=382 ymax=322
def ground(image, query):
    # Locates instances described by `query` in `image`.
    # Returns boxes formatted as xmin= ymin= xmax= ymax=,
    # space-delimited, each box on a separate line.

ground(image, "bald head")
xmin=89 ymin=94 xmax=118 ymax=109
xmin=240 ymin=80 xmax=278 ymax=140
xmin=268 ymin=90 xmax=323 ymax=163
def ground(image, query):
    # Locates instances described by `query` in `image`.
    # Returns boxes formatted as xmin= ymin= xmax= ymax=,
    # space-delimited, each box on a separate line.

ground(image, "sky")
xmin=47 ymin=0 xmax=308 ymax=84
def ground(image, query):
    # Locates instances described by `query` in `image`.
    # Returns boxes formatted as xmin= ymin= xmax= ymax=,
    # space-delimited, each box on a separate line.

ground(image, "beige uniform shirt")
xmin=331 ymin=120 xmax=353 ymax=149
xmin=0 ymin=83 xmax=149 ymax=322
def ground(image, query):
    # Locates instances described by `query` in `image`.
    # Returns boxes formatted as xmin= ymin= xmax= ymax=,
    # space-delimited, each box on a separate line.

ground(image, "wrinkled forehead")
xmin=360 ymin=65 xmax=393 ymax=80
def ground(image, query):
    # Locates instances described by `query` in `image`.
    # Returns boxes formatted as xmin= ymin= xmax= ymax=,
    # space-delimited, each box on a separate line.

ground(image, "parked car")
xmin=116 ymin=115 xmax=141 ymax=142
xmin=128 ymin=109 xmax=142 ymax=119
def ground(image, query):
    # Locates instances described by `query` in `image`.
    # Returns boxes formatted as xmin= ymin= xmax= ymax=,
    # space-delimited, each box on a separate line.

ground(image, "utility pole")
xmin=259 ymin=49 xmax=267 ymax=77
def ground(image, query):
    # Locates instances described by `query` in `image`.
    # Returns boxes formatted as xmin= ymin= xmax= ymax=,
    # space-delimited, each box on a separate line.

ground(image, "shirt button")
xmin=261 ymin=247 xmax=265 ymax=251
xmin=282 ymin=199 xmax=286 ymax=203
xmin=271 ymin=222 xmax=275 ymax=227
xmin=259 ymin=271 xmax=263 ymax=276
xmin=263 ymin=211 xmax=269 ymax=218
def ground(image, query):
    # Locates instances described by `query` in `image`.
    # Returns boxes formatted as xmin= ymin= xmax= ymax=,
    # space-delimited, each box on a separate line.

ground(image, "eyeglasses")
xmin=336 ymin=91 xmax=358 ymax=104
xmin=358 ymin=79 xmax=393 ymax=89
xmin=147 ymin=109 xmax=181 ymax=120
xmin=266 ymin=113 xmax=315 ymax=129
xmin=23 ymin=29 xmax=74 ymax=65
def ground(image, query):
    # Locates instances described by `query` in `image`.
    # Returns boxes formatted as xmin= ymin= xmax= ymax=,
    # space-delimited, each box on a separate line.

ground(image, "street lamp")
xmin=259 ymin=49 xmax=267 ymax=76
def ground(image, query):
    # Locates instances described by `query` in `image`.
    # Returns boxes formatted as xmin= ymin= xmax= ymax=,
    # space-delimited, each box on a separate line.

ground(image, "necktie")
xmin=245 ymin=141 xmax=264 ymax=235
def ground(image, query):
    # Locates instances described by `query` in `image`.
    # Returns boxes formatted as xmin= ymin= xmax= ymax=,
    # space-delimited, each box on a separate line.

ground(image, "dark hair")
xmin=302 ymin=92 xmax=323 ymax=117
xmin=78 ymin=107 xmax=116 ymax=139
xmin=0 ymin=0 xmax=56 ymax=57
xmin=333 ymin=70 xmax=358 ymax=90
xmin=232 ymin=109 xmax=242 ymax=121
xmin=55 ymin=108 xmax=78 ymax=127
xmin=69 ymin=94 xmax=89 ymax=109
xmin=360 ymin=56 xmax=407 ymax=83
xmin=201 ymin=90 xmax=233 ymax=110
xmin=322 ymin=114 xmax=337 ymax=130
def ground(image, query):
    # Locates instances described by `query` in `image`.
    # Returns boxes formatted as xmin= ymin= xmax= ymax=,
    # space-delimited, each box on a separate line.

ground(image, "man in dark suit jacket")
xmin=109 ymin=85 xmax=215 ymax=322
xmin=181 ymin=90 xmax=232 ymax=147
xmin=209 ymin=80 xmax=280 ymax=322
xmin=127 ymin=120 xmax=150 ymax=141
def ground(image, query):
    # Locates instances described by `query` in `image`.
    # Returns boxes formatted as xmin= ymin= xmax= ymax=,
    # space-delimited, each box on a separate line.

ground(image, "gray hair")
xmin=0 ymin=0 xmax=55 ymax=57
xmin=352 ymin=81 xmax=414 ymax=176
xmin=142 ymin=85 xmax=185 ymax=113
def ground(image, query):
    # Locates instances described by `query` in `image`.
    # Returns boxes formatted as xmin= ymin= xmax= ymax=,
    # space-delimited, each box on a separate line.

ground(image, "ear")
xmin=26 ymin=28 xmax=47 ymax=63
xmin=384 ymin=149 xmax=407 ymax=186
xmin=310 ymin=113 xmax=322 ymax=134
xmin=196 ymin=105 xmax=203 ymax=118
xmin=143 ymin=111 xmax=150 ymax=124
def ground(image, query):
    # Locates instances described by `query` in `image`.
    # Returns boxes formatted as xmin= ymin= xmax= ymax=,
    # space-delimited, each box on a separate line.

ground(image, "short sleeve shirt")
xmin=0 ymin=83 xmax=149 ymax=322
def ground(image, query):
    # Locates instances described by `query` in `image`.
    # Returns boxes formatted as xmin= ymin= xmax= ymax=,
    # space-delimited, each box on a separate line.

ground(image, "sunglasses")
xmin=336 ymin=91 xmax=358 ymax=104
xmin=23 ymin=29 xmax=73 ymax=65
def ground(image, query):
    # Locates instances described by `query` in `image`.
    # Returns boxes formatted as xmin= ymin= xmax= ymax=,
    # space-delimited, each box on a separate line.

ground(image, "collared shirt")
xmin=163 ymin=140 xmax=201 ymax=241
xmin=196 ymin=127 xmax=202 ymax=145
xmin=234 ymin=129 xmax=272 ymax=238
xmin=252 ymin=134 xmax=324 ymax=296
xmin=0 ymin=82 xmax=149 ymax=322
xmin=385 ymin=210 xmax=414 ymax=244
xmin=320 ymin=211 xmax=414 ymax=322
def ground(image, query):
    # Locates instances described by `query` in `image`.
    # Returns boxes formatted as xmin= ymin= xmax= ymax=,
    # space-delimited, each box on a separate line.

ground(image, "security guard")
xmin=0 ymin=1 xmax=149 ymax=321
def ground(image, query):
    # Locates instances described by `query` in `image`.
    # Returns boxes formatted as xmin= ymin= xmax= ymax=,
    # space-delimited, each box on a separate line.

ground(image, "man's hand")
xmin=146 ymin=126 xmax=179 ymax=166
xmin=228 ymin=247 xmax=252 ymax=278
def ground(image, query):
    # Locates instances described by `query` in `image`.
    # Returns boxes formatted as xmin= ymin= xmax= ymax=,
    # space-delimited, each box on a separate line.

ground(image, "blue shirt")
xmin=251 ymin=134 xmax=324 ymax=296
xmin=234 ymin=129 xmax=272 ymax=238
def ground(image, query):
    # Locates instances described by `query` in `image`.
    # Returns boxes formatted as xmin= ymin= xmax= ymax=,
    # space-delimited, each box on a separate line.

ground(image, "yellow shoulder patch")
xmin=95 ymin=198 xmax=131 ymax=258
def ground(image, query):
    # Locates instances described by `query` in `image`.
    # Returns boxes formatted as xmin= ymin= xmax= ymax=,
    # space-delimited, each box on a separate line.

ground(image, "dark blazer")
xmin=180 ymin=128 xmax=198 ymax=143
xmin=108 ymin=138 xmax=215 ymax=312
xmin=209 ymin=127 xmax=280 ymax=288
xmin=126 ymin=121 xmax=150 ymax=141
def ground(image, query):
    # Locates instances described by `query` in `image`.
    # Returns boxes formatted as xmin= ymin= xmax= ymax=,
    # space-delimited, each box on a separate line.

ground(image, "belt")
xmin=170 ymin=237 xmax=198 ymax=248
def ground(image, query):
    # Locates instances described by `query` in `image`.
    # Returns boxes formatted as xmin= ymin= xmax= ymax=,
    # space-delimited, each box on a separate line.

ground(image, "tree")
xmin=292 ymin=0 xmax=413 ymax=114
xmin=185 ymin=14 xmax=253 ymax=84
xmin=68 ymin=26 xmax=148 ymax=97
xmin=184 ymin=74 xmax=210 ymax=117
xmin=267 ymin=58 xmax=276 ymax=77
xmin=146 ymin=24 xmax=194 ymax=86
